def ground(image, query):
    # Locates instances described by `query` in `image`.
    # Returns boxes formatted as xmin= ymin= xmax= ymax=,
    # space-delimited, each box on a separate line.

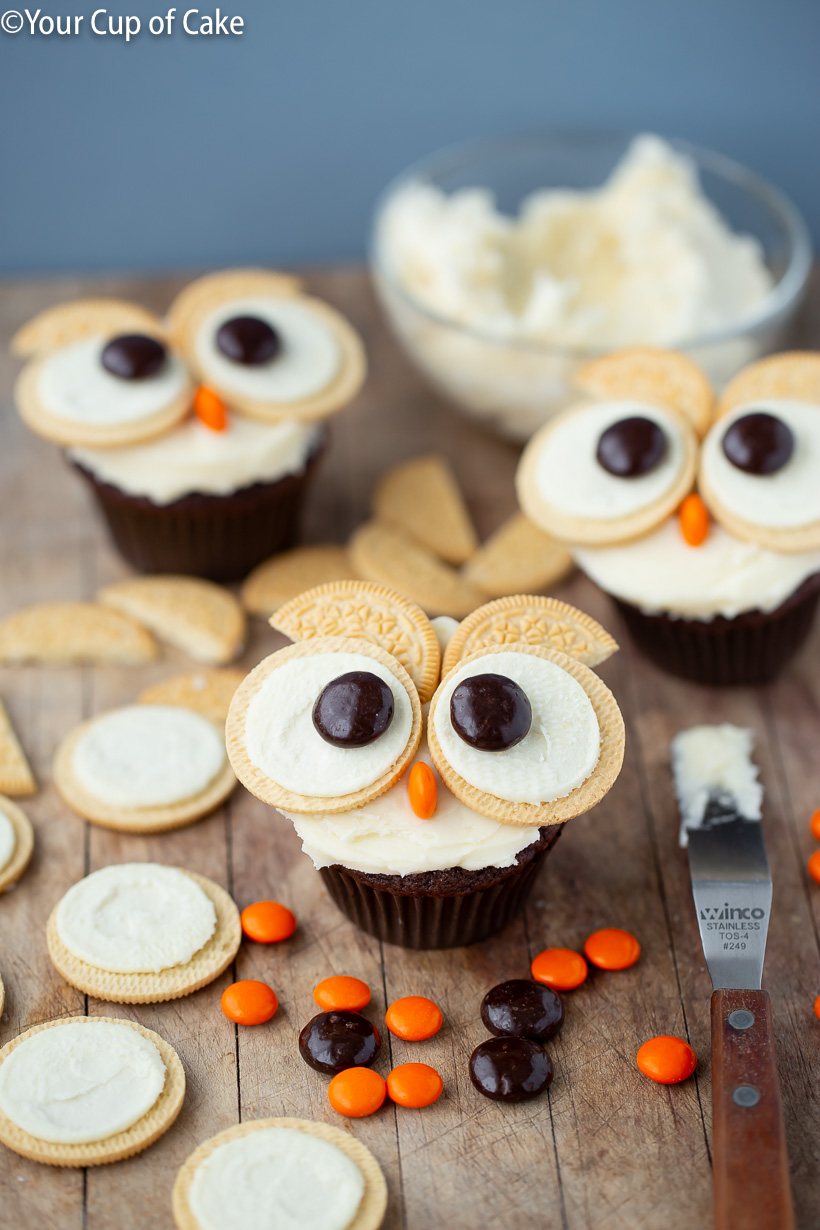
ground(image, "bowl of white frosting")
xmin=371 ymin=132 xmax=811 ymax=441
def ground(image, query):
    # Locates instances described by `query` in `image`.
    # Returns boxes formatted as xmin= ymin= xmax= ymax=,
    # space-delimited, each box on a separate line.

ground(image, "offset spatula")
xmin=671 ymin=725 xmax=794 ymax=1230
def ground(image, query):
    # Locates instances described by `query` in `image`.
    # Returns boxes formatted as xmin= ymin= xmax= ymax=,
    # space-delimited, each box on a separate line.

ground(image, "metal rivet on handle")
xmin=728 ymin=1010 xmax=755 ymax=1030
xmin=733 ymin=1085 xmax=760 ymax=1107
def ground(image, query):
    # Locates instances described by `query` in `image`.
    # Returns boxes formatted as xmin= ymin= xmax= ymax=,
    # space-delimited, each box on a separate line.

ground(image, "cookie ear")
xmin=165 ymin=269 xmax=303 ymax=348
xmin=715 ymin=351 xmax=820 ymax=417
xmin=270 ymin=580 xmax=441 ymax=704
xmin=11 ymin=299 xmax=166 ymax=358
xmin=441 ymin=595 xmax=618 ymax=676
xmin=575 ymin=347 xmax=714 ymax=438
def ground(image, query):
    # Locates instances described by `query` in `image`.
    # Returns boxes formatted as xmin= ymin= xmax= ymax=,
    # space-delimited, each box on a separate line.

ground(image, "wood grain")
xmin=0 ymin=268 xmax=819 ymax=1230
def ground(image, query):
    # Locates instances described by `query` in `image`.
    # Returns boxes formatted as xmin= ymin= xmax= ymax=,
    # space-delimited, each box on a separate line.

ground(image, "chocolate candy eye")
xmin=468 ymin=1036 xmax=553 ymax=1102
xmin=596 ymin=416 xmax=668 ymax=478
xmin=216 ymin=315 xmax=281 ymax=366
xmin=312 ymin=671 xmax=394 ymax=748
xmin=298 ymin=1011 xmax=380 ymax=1075
xmin=101 ymin=334 xmax=166 ymax=381
xmin=722 ymin=411 xmax=794 ymax=475
xmin=450 ymin=673 xmax=532 ymax=752
xmin=480 ymin=980 xmax=564 ymax=1043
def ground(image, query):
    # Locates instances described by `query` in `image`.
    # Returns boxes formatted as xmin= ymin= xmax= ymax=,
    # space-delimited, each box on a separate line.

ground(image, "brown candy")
xmin=468 ymin=1036 xmax=553 ymax=1102
xmin=298 ymin=1010 xmax=380 ymax=1075
xmin=101 ymin=334 xmax=166 ymax=381
xmin=450 ymin=674 xmax=532 ymax=752
xmin=596 ymin=416 xmax=667 ymax=478
xmin=480 ymin=979 xmax=563 ymax=1042
xmin=722 ymin=410 xmax=794 ymax=475
xmin=313 ymin=671 xmax=394 ymax=748
xmin=216 ymin=315 xmax=281 ymax=366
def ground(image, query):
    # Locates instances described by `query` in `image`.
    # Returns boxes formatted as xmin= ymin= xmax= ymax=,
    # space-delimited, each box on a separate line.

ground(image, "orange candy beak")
xmin=408 ymin=761 xmax=437 ymax=819
xmin=194 ymin=385 xmax=228 ymax=432
xmin=678 ymin=493 xmax=710 ymax=546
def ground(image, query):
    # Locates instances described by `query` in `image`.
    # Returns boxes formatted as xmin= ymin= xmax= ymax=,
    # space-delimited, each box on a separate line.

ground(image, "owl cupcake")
xmin=12 ymin=271 xmax=366 ymax=580
xmin=226 ymin=582 xmax=624 ymax=949
xmin=517 ymin=349 xmax=820 ymax=685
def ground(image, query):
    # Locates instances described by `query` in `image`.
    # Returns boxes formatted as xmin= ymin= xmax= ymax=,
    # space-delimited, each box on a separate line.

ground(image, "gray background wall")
xmin=0 ymin=0 xmax=817 ymax=274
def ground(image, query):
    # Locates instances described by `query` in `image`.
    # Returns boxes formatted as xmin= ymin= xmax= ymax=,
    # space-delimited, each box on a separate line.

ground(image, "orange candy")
xmin=194 ymin=385 xmax=227 ymax=432
xmin=385 ymin=995 xmax=443 ymax=1041
xmin=408 ymin=762 xmax=437 ymax=819
xmin=637 ymin=1035 xmax=697 ymax=1084
xmin=531 ymin=947 xmax=588 ymax=991
xmin=241 ymin=901 xmax=296 ymax=944
xmin=328 ymin=1067 xmax=387 ymax=1118
xmin=808 ymin=851 xmax=820 ymax=884
xmin=814 ymin=995 xmax=820 ymax=1022
xmin=584 ymin=928 xmax=641 ymax=971
xmin=387 ymin=1062 xmax=443 ymax=1108
xmin=314 ymin=975 xmax=371 ymax=1012
xmin=221 ymin=979 xmax=278 ymax=1026
xmin=810 ymin=809 xmax=820 ymax=842
xmin=679 ymin=493 xmax=710 ymax=547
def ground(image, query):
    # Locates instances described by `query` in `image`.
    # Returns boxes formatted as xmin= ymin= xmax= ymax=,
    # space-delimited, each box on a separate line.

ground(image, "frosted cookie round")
xmin=172 ymin=1117 xmax=387 ymax=1230
xmin=47 ymin=865 xmax=241 ymax=1004
xmin=517 ymin=399 xmax=699 ymax=546
xmin=53 ymin=704 xmax=236 ymax=833
xmin=167 ymin=270 xmax=366 ymax=424
xmin=226 ymin=637 xmax=422 ymax=815
xmin=428 ymin=644 xmax=625 ymax=827
xmin=0 ymin=1016 xmax=185 ymax=1167
xmin=0 ymin=796 xmax=35 ymax=893
xmin=14 ymin=299 xmax=193 ymax=449
xmin=699 ymin=399 xmax=820 ymax=553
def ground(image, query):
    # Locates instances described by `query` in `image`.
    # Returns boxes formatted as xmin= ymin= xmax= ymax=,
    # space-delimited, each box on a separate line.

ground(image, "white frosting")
xmin=431 ymin=615 xmax=460 ymax=654
xmin=0 ymin=809 xmax=16 ymax=872
xmin=378 ymin=136 xmax=772 ymax=351
xmin=285 ymin=738 xmax=541 ymax=876
xmin=196 ymin=297 xmax=340 ymax=403
xmin=433 ymin=652 xmax=600 ymax=805
xmin=188 ymin=1127 xmax=364 ymax=1230
xmin=702 ymin=399 xmax=820 ymax=529
xmin=70 ymin=415 xmax=319 ymax=505
xmin=574 ymin=518 xmax=820 ymax=620
xmin=38 ymin=336 xmax=188 ymax=426
xmin=72 ymin=705 xmax=226 ymax=809
xmin=671 ymin=724 xmax=762 ymax=846
xmin=533 ymin=400 xmax=687 ymax=521
xmin=0 ymin=1020 xmax=166 ymax=1144
xmin=246 ymin=653 xmax=412 ymax=798
xmin=55 ymin=863 xmax=217 ymax=974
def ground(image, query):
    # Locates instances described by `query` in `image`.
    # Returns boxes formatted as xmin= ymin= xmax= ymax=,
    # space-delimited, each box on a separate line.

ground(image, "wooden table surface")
xmin=1 ymin=268 xmax=819 ymax=1230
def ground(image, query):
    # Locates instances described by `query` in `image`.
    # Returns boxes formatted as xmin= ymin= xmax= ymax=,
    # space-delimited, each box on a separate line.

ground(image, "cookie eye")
xmin=517 ymin=400 xmax=698 ymax=546
xmin=313 ymin=671 xmax=395 ymax=748
xmin=700 ymin=399 xmax=820 ymax=551
xmin=596 ymin=416 xmax=668 ymax=478
xmin=216 ymin=316 xmax=281 ymax=367
xmin=450 ymin=673 xmax=532 ymax=751
xmin=101 ymin=334 xmax=167 ymax=381
xmin=721 ymin=410 xmax=794 ymax=475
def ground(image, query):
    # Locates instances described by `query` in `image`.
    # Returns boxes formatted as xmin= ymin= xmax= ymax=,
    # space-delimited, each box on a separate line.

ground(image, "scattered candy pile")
xmin=807 ymin=809 xmax=820 ymax=886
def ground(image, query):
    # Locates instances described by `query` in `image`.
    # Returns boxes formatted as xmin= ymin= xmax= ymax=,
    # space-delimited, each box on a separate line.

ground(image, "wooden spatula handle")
xmin=711 ymin=989 xmax=794 ymax=1230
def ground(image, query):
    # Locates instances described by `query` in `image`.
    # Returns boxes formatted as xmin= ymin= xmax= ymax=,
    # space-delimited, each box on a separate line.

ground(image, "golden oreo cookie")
xmin=0 ymin=797 xmax=35 ymax=894
xmin=0 ymin=602 xmax=157 ymax=666
xmin=716 ymin=351 xmax=820 ymax=417
xmin=271 ymin=580 xmax=441 ymax=704
xmin=372 ymin=454 xmax=478 ymax=564
xmin=138 ymin=669 xmax=245 ymax=725
xmin=47 ymin=869 xmax=241 ymax=1004
xmin=575 ymin=346 xmax=714 ymax=437
xmin=98 ymin=575 xmax=246 ymax=665
xmin=0 ymin=701 xmax=35 ymax=796
xmin=462 ymin=514 xmax=574 ymax=597
xmin=241 ymin=544 xmax=358 ymax=617
xmin=349 ymin=521 xmax=485 ymax=619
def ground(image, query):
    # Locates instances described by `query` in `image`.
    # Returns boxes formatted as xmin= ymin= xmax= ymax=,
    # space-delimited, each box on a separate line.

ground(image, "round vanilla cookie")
xmin=516 ymin=399 xmax=699 ymax=546
xmin=0 ymin=1016 xmax=185 ymax=1167
xmin=226 ymin=637 xmax=422 ymax=815
xmin=0 ymin=797 xmax=35 ymax=893
xmin=699 ymin=399 xmax=820 ymax=553
xmin=441 ymin=595 xmax=619 ymax=676
xmin=47 ymin=867 xmax=241 ymax=1004
xmin=166 ymin=270 xmax=366 ymax=424
xmin=53 ymin=705 xmax=236 ymax=833
xmin=270 ymin=580 xmax=441 ymax=704
xmin=715 ymin=351 xmax=820 ymax=418
xmin=172 ymin=1118 xmax=387 ymax=1230
xmin=574 ymin=346 xmax=714 ymax=438
xmin=14 ymin=339 xmax=193 ymax=450
xmin=428 ymin=644 xmax=625 ymax=827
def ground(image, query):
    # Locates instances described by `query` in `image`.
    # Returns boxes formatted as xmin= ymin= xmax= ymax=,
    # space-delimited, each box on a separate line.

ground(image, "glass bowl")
xmin=370 ymin=133 xmax=812 ymax=442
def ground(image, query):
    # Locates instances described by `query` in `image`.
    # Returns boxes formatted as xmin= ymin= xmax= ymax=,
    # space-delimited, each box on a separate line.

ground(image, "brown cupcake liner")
xmin=611 ymin=572 xmax=820 ymax=686
xmin=71 ymin=438 xmax=325 ymax=582
xmin=318 ymin=824 xmax=563 ymax=949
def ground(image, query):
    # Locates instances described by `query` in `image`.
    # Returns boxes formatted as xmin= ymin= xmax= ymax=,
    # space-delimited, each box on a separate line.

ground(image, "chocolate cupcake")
xmin=12 ymin=271 xmax=366 ymax=580
xmin=225 ymin=582 xmax=625 ymax=949
xmin=517 ymin=348 xmax=820 ymax=685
